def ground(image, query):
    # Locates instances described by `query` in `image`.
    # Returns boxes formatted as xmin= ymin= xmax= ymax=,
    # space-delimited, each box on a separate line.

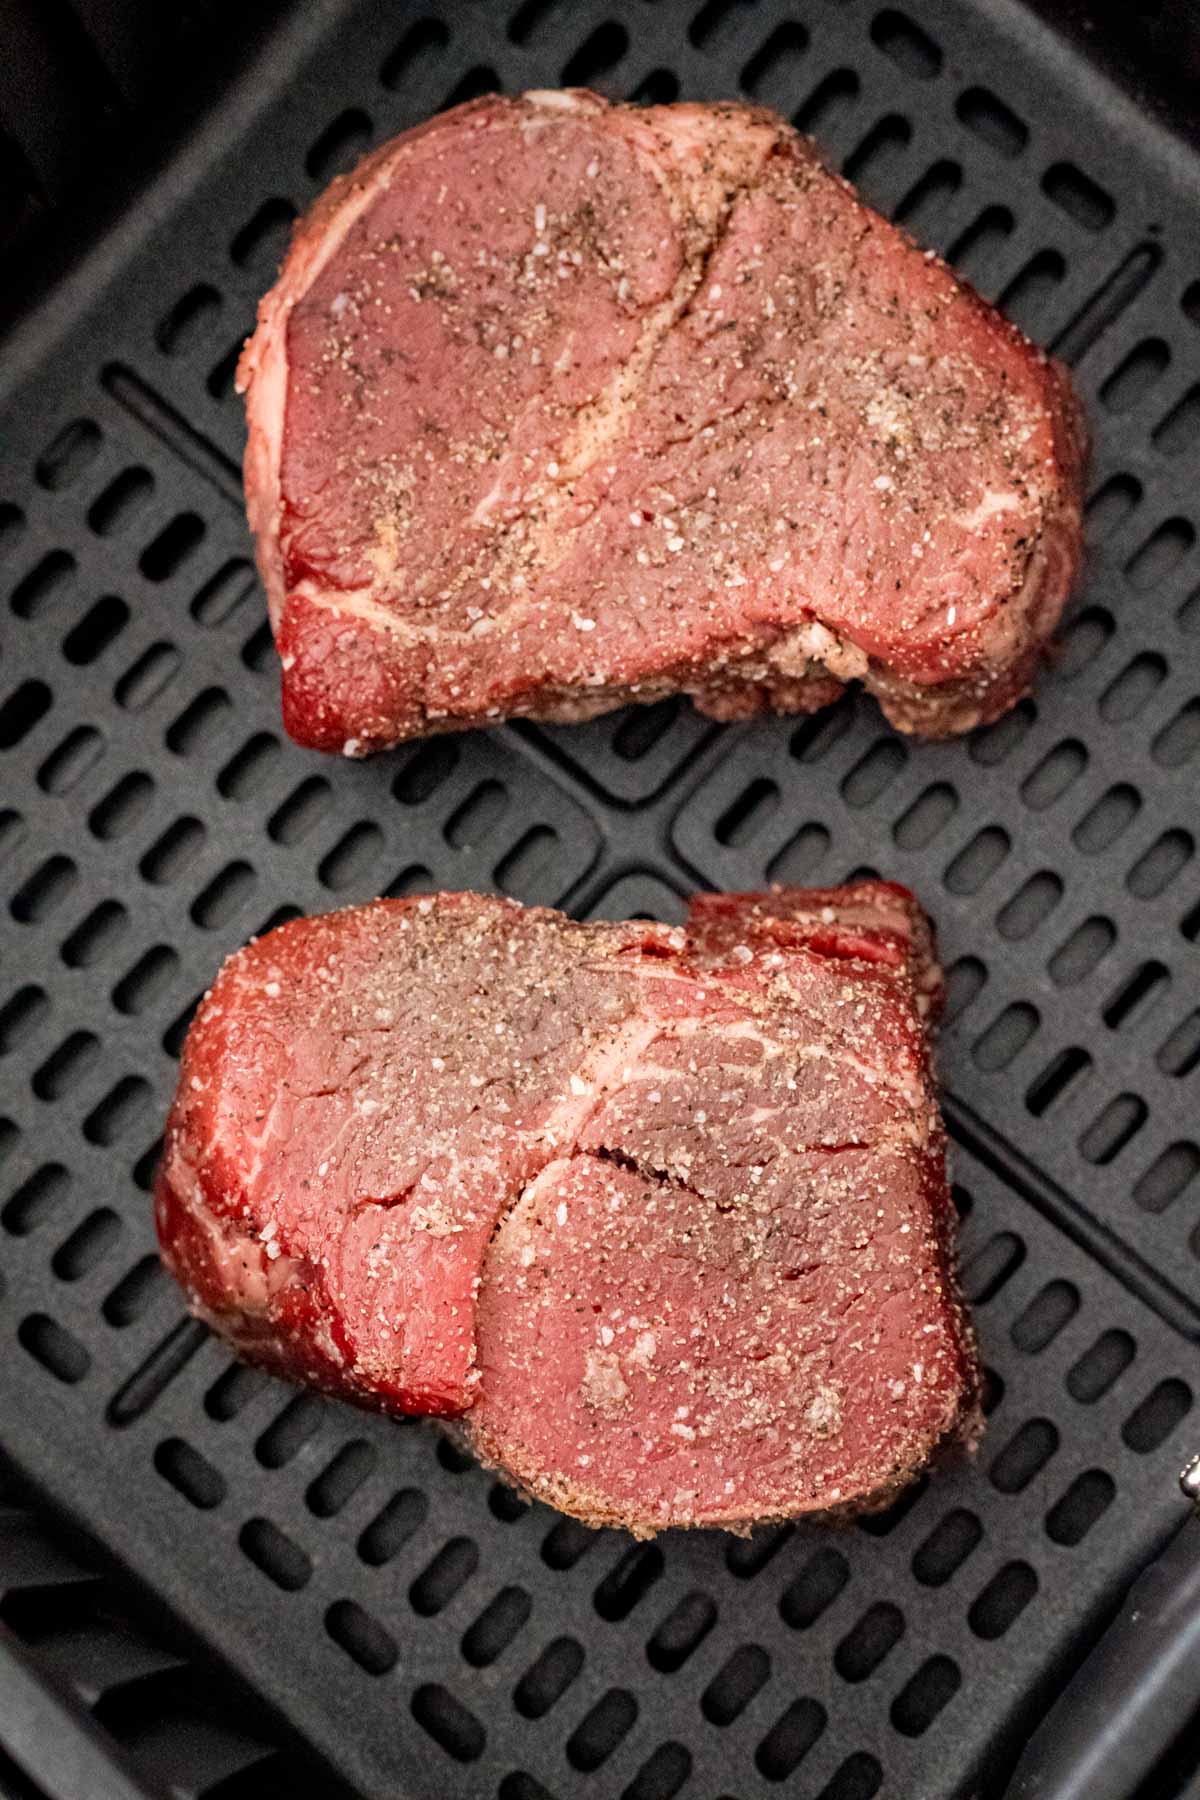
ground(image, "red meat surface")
xmin=157 ymin=885 xmax=979 ymax=1532
xmin=239 ymin=90 xmax=1084 ymax=754
xmin=687 ymin=878 xmax=942 ymax=1012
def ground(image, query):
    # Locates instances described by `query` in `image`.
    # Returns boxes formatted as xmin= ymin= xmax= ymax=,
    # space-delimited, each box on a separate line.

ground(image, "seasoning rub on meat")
xmin=157 ymin=883 xmax=980 ymax=1535
xmin=239 ymin=90 xmax=1084 ymax=752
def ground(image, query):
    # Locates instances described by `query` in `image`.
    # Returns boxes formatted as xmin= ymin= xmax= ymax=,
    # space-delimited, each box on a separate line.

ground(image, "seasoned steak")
xmin=239 ymin=90 xmax=1084 ymax=754
xmin=157 ymin=886 xmax=979 ymax=1532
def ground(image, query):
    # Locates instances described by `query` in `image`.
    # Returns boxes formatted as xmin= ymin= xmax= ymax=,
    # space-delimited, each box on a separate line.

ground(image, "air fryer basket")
xmin=1 ymin=3 xmax=1199 ymax=1796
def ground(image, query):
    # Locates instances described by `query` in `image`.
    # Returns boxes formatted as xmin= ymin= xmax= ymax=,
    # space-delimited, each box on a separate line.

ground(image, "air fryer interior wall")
xmin=0 ymin=3 xmax=1199 ymax=1798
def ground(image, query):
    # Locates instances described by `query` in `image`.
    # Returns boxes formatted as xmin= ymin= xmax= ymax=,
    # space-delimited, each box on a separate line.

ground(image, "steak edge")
xmin=239 ymin=90 xmax=1085 ymax=753
xmin=156 ymin=885 xmax=980 ymax=1534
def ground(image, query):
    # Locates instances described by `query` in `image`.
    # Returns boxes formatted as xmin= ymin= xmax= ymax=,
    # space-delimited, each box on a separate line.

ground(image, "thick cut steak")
xmin=239 ymin=90 xmax=1085 ymax=754
xmin=157 ymin=886 xmax=979 ymax=1533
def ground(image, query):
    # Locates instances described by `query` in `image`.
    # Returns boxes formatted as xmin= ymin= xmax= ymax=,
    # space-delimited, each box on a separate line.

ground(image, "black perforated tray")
xmin=1 ymin=3 xmax=1199 ymax=1797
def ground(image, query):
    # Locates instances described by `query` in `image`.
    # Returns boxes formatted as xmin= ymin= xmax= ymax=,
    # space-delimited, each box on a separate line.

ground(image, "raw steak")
xmin=239 ymin=89 xmax=1085 ymax=754
xmin=156 ymin=885 xmax=979 ymax=1532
